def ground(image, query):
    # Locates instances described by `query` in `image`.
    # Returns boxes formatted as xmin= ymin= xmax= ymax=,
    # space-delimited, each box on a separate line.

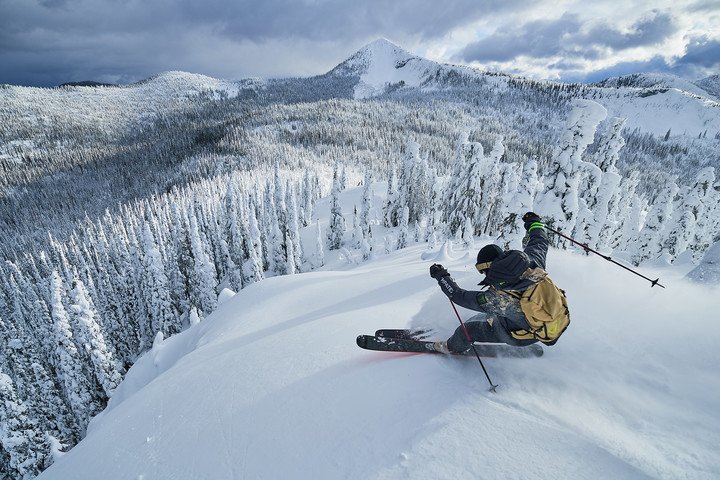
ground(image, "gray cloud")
xmin=676 ymin=36 xmax=720 ymax=68
xmin=685 ymin=0 xmax=720 ymax=13
xmin=458 ymin=13 xmax=583 ymax=62
xmin=0 ymin=0 xmax=716 ymax=87
xmin=562 ymin=37 xmax=720 ymax=83
xmin=583 ymin=10 xmax=678 ymax=49
xmin=564 ymin=56 xmax=674 ymax=83
xmin=0 ymin=0 xmax=529 ymax=86
xmin=457 ymin=10 xmax=678 ymax=63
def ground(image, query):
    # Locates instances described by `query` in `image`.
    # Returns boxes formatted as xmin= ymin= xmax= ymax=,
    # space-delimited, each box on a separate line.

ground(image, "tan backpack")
xmin=504 ymin=268 xmax=570 ymax=345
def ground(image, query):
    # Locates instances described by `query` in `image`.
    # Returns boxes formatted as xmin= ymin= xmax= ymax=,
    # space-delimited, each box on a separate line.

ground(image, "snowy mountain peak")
xmin=328 ymin=38 xmax=446 ymax=99
xmin=329 ymin=38 xmax=417 ymax=77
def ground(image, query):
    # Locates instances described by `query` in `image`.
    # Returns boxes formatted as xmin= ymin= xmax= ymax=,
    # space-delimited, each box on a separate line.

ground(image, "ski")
xmin=374 ymin=328 xmax=432 ymax=340
xmin=356 ymin=335 xmax=544 ymax=358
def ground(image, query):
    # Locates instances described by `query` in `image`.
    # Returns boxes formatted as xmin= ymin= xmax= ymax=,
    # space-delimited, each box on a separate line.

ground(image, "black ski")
xmin=374 ymin=328 xmax=432 ymax=340
xmin=356 ymin=335 xmax=543 ymax=358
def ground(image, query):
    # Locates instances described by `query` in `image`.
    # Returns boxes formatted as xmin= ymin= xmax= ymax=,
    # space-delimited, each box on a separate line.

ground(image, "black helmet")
xmin=476 ymin=244 xmax=503 ymax=273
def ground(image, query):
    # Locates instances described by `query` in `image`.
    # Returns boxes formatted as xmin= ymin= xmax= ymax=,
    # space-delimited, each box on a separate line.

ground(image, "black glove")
xmin=522 ymin=212 xmax=542 ymax=231
xmin=429 ymin=264 xmax=449 ymax=280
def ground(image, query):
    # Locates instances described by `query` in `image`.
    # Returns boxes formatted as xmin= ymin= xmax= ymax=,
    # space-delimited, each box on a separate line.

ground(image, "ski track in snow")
xmin=38 ymin=244 xmax=720 ymax=480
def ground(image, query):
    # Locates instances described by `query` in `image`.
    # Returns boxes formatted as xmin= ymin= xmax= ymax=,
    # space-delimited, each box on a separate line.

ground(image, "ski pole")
xmin=544 ymin=226 xmax=665 ymax=288
xmin=448 ymin=299 xmax=499 ymax=392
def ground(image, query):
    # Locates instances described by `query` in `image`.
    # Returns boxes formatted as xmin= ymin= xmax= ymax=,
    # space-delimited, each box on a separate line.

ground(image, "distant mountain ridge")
xmin=321 ymin=39 xmax=720 ymax=137
xmin=59 ymin=81 xmax=118 ymax=88
xmin=594 ymin=72 xmax=719 ymax=101
xmin=695 ymin=74 xmax=720 ymax=101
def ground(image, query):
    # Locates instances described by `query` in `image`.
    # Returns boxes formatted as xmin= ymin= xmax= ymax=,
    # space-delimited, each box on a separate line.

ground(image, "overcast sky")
xmin=0 ymin=0 xmax=718 ymax=87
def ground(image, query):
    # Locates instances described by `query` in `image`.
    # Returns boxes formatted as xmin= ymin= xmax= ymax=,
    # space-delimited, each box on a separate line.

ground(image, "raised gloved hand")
xmin=429 ymin=264 xmax=449 ymax=280
xmin=522 ymin=212 xmax=543 ymax=231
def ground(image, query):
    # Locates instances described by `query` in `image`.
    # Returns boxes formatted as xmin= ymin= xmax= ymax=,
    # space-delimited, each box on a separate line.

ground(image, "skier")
xmin=430 ymin=212 xmax=569 ymax=354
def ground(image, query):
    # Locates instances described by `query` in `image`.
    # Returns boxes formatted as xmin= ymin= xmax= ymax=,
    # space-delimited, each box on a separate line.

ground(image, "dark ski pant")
xmin=447 ymin=289 xmax=538 ymax=353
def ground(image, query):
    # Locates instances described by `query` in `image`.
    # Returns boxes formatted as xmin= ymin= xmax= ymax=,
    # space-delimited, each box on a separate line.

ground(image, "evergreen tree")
xmin=497 ymin=159 xmax=537 ymax=249
xmin=48 ymin=272 xmax=100 ymax=431
xmin=268 ymin=207 xmax=288 ymax=276
xmin=397 ymin=206 xmax=410 ymax=249
xmin=446 ymin=139 xmax=484 ymax=235
xmin=242 ymin=199 xmax=265 ymax=285
xmin=68 ymin=278 xmax=123 ymax=398
xmin=632 ymin=179 xmax=679 ymax=264
xmin=462 ymin=217 xmax=475 ymax=249
xmin=603 ymin=170 xmax=641 ymax=251
xmin=478 ymin=136 xmax=504 ymax=234
xmin=301 ymin=170 xmax=315 ymax=227
xmin=383 ymin=171 xmax=399 ymax=228
xmin=140 ymin=224 xmax=178 ymax=338
xmin=328 ymin=164 xmax=346 ymax=250
xmin=286 ymin=184 xmax=304 ymax=272
xmin=0 ymin=369 xmax=49 ymax=479
xmin=359 ymin=171 xmax=373 ymax=239
xmin=536 ymin=99 xmax=607 ymax=235
xmin=187 ymin=209 xmax=218 ymax=317
xmin=688 ymin=167 xmax=717 ymax=260
xmin=311 ymin=221 xmax=325 ymax=269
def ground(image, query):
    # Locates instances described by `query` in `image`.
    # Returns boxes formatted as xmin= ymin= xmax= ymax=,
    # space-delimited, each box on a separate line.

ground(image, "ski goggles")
xmin=475 ymin=262 xmax=492 ymax=274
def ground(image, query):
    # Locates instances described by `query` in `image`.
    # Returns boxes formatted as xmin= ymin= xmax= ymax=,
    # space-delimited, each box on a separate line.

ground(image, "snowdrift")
xmin=39 ymin=245 xmax=720 ymax=480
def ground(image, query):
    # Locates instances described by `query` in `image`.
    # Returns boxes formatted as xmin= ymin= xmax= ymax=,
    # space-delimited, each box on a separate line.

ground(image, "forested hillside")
xmin=1 ymin=39 xmax=719 ymax=478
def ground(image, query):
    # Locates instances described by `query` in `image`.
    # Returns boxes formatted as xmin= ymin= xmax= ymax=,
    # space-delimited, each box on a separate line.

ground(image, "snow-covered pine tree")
xmin=496 ymin=159 xmax=538 ymax=249
xmin=462 ymin=217 xmax=475 ymax=249
xmin=359 ymin=170 xmax=373 ymax=239
xmin=273 ymin=163 xmax=287 ymax=231
xmin=688 ymin=167 xmax=717 ymax=260
xmin=536 ymin=99 xmax=607 ymax=236
xmin=301 ymin=170 xmax=315 ymax=227
xmin=478 ymin=136 xmax=504 ymax=234
xmin=631 ymin=178 xmax=679 ymax=265
xmin=286 ymin=184 xmax=304 ymax=272
xmin=383 ymin=170 xmax=399 ymax=228
xmin=583 ymin=118 xmax=625 ymax=249
xmin=0 ymin=369 xmax=50 ymax=479
xmin=0 ymin=315 xmax=78 ymax=452
xmin=140 ymin=223 xmax=178 ymax=338
xmin=224 ymin=183 xmax=247 ymax=274
xmin=616 ymin=193 xmax=645 ymax=254
xmin=312 ymin=221 xmax=325 ymax=269
xmin=187 ymin=209 xmax=218 ymax=317
xmin=167 ymin=204 xmax=193 ymax=325
xmin=328 ymin=164 xmax=346 ymax=250
xmin=446 ymin=139 xmax=484 ymax=235
xmin=48 ymin=272 xmax=100 ymax=431
xmin=351 ymin=221 xmax=364 ymax=250
xmin=397 ymin=206 xmax=410 ymax=249
xmin=663 ymin=169 xmax=717 ymax=261
xmin=268 ymin=206 xmax=288 ymax=276
xmin=67 ymin=278 xmax=123 ymax=398
xmin=603 ymin=170 xmax=641 ymax=251
xmin=242 ymin=198 xmax=265 ymax=285
xmin=400 ymin=140 xmax=431 ymax=226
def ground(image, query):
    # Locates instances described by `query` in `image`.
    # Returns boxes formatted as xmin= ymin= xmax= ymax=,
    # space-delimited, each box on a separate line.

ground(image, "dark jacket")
xmin=438 ymin=228 xmax=550 ymax=311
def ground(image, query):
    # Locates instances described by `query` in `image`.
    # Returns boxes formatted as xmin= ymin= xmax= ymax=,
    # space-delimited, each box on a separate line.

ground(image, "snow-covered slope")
xmin=584 ymin=85 xmax=720 ymax=137
xmin=38 ymin=241 xmax=720 ymax=480
xmin=0 ymin=71 xmax=242 ymax=135
xmin=686 ymin=241 xmax=720 ymax=284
